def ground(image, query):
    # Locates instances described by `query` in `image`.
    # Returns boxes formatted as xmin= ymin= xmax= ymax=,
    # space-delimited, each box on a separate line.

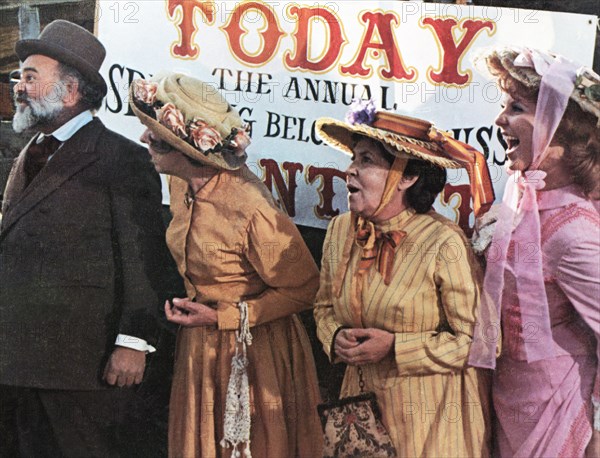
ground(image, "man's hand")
xmin=334 ymin=328 xmax=394 ymax=366
xmin=103 ymin=346 xmax=146 ymax=387
xmin=164 ymin=298 xmax=218 ymax=327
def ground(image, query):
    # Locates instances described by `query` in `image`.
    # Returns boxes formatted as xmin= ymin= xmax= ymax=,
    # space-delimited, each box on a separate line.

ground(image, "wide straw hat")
xmin=316 ymin=100 xmax=496 ymax=217
xmin=479 ymin=46 xmax=600 ymax=123
xmin=130 ymin=73 xmax=250 ymax=170
xmin=317 ymin=105 xmax=460 ymax=169
xmin=15 ymin=20 xmax=107 ymax=97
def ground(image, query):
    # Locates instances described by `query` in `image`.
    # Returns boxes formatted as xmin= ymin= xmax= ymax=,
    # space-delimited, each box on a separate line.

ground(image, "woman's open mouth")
xmin=347 ymin=184 xmax=359 ymax=194
xmin=503 ymin=133 xmax=520 ymax=152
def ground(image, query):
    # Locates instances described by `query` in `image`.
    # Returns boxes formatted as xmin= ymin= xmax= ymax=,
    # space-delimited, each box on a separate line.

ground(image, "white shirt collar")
xmin=49 ymin=110 xmax=94 ymax=142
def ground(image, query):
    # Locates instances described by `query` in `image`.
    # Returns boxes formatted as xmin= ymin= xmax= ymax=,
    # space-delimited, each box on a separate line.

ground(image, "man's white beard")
xmin=12 ymin=85 xmax=66 ymax=133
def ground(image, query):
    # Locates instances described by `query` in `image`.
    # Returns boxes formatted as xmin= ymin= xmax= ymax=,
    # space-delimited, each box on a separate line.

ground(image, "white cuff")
xmin=115 ymin=334 xmax=156 ymax=353
xmin=592 ymin=397 xmax=600 ymax=431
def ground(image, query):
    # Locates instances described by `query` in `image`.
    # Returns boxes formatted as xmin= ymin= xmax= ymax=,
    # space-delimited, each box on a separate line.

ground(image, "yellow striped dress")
xmin=315 ymin=208 xmax=491 ymax=457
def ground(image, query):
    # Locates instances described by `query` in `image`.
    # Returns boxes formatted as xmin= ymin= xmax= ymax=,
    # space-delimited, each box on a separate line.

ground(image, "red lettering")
xmin=441 ymin=184 xmax=473 ymax=237
xmin=167 ymin=0 xmax=215 ymax=59
xmin=341 ymin=11 xmax=416 ymax=81
xmin=422 ymin=18 xmax=494 ymax=86
xmin=222 ymin=1 xmax=285 ymax=65
xmin=284 ymin=6 xmax=345 ymax=72
xmin=307 ymin=166 xmax=347 ymax=219
xmin=260 ymin=159 xmax=303 ymax=217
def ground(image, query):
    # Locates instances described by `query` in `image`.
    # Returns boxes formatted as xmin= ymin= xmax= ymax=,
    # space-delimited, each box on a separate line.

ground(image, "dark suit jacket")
xmin=0 ymin=118 xmax=179 ymax=390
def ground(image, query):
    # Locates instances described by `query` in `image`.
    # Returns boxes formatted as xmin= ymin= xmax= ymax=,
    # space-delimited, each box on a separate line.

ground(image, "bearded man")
xmin=0 ymin=20 xmax=178 ymax=457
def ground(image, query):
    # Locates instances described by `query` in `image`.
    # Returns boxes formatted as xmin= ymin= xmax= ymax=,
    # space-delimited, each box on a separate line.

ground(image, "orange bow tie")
xmin=355 ymin=220 xmax=406 ymax=285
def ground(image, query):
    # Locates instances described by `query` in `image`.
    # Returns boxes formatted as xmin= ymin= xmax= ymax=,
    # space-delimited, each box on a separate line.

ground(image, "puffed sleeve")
xmin=216 ymin=202 xmax=319 ymax=330
xmin=555 ymin=224 xmax=600 ymax=430
xmin=314 ymin=216 xmax=346 ymax=362
xmin=394 ymin=229 xmax=480 ymax=374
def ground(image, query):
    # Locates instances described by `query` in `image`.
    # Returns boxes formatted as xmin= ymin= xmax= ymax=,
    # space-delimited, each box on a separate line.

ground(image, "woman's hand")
xmin=164 ymin=298 xmax=218 ymax=327
xmin=334 ymin=328 xmax=360 ymax=359
xmin=472 ymin=204 xmax=500 ymax=256
xmin=334 ymin=328 xmax=394 ymax=366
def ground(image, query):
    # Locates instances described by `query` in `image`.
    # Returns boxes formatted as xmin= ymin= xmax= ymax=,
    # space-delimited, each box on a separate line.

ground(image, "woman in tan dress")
xmin=314 ymin=102 xmax=494 ymax=457
xmin=130 ymin=73 xmax=322 ymax=458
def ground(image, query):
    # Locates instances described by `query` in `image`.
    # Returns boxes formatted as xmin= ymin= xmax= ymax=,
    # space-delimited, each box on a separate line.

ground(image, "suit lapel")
xmin=0 ymin=119 xmax=105 ymax=236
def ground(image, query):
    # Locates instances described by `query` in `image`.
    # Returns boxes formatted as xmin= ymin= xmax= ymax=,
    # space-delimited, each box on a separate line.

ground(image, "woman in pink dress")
xmin=469 ymin=47 xmax=600 ymax=457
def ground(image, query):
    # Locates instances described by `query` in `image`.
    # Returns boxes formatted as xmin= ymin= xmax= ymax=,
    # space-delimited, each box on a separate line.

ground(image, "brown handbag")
xmin=317 ymin=368 xmax=397 ymax=458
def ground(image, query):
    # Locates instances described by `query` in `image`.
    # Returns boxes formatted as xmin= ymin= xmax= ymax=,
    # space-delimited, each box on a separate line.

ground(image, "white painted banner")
xmin=95 ymin=0 xmax=597 ymax=231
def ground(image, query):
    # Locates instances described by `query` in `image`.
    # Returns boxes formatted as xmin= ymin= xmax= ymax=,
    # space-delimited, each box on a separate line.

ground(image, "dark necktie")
xmin=25 ymin=135 xmax=61 ymax=187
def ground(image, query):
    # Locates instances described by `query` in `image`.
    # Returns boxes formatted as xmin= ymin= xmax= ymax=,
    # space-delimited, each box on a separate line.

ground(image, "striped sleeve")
xmin=394 ymin=229 xmax=479 ymax=375
xmin=314 ymin=217 xmax=345 ymax=362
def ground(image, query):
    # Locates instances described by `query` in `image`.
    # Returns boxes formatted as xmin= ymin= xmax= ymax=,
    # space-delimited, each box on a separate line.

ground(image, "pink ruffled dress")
xmin=493 ymin=185 xmax=600 ymax=457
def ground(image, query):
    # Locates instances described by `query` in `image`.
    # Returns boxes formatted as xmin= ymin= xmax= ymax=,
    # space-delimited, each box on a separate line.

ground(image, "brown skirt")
xmin=168 ymin=314 xmax=323 ymax=458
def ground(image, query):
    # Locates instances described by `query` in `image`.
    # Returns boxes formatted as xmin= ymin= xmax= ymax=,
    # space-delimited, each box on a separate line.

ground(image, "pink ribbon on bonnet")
xmin=469 ymin=49 xmax=580 ymax=368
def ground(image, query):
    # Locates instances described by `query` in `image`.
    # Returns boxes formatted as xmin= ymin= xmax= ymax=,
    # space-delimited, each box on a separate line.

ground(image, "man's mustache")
xmin=14 ymin=93 xmax=29 ymax=105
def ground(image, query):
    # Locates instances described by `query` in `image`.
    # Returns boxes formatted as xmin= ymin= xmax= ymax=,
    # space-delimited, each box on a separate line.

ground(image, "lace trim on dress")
xmin=221 ymin=301 xmax=253 ymax=457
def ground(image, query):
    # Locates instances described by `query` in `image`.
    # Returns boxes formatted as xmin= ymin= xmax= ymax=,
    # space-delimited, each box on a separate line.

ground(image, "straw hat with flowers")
xmin=317 ymin=103 xmax=460 ymax=170
xmin=478 ymin=46 xmax=600 ymax=125
xmin=130 ymin=72 xmax=251 ymax=170
xmin=316 ymin=100 xmax=495 ymax=218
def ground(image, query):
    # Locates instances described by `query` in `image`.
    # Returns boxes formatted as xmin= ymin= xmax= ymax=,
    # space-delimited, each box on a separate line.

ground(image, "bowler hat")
xmin=15 ymin=20 xmax=107 ymax=97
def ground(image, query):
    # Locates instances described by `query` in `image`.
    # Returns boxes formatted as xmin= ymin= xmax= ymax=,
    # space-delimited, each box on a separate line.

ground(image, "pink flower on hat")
xmin=189 ymin=118 xmax=222 ymax=152
xmin=230 ymin=128 xmax=251 ymax=157
xmin=133 ymin=79 xmax=158 ymax=105
xmin=345 ymin=98 xmax=376 ymax=126
xmin=157 ymin=103 xmax=187 ymax=138
xmin=189 ymin=118 xmax=208 ymax=129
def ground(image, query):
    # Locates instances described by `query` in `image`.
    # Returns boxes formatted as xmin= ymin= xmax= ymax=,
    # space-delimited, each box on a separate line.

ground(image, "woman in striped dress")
xmin=314 ymin=103 xmax=493 ymax=457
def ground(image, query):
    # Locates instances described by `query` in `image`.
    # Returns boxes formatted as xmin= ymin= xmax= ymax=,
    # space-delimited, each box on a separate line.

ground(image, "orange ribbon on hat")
xmin=427 ymin=128 xmax=495 ymax=217
xmin=371 ymin=111 xmax=495 ymax=217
